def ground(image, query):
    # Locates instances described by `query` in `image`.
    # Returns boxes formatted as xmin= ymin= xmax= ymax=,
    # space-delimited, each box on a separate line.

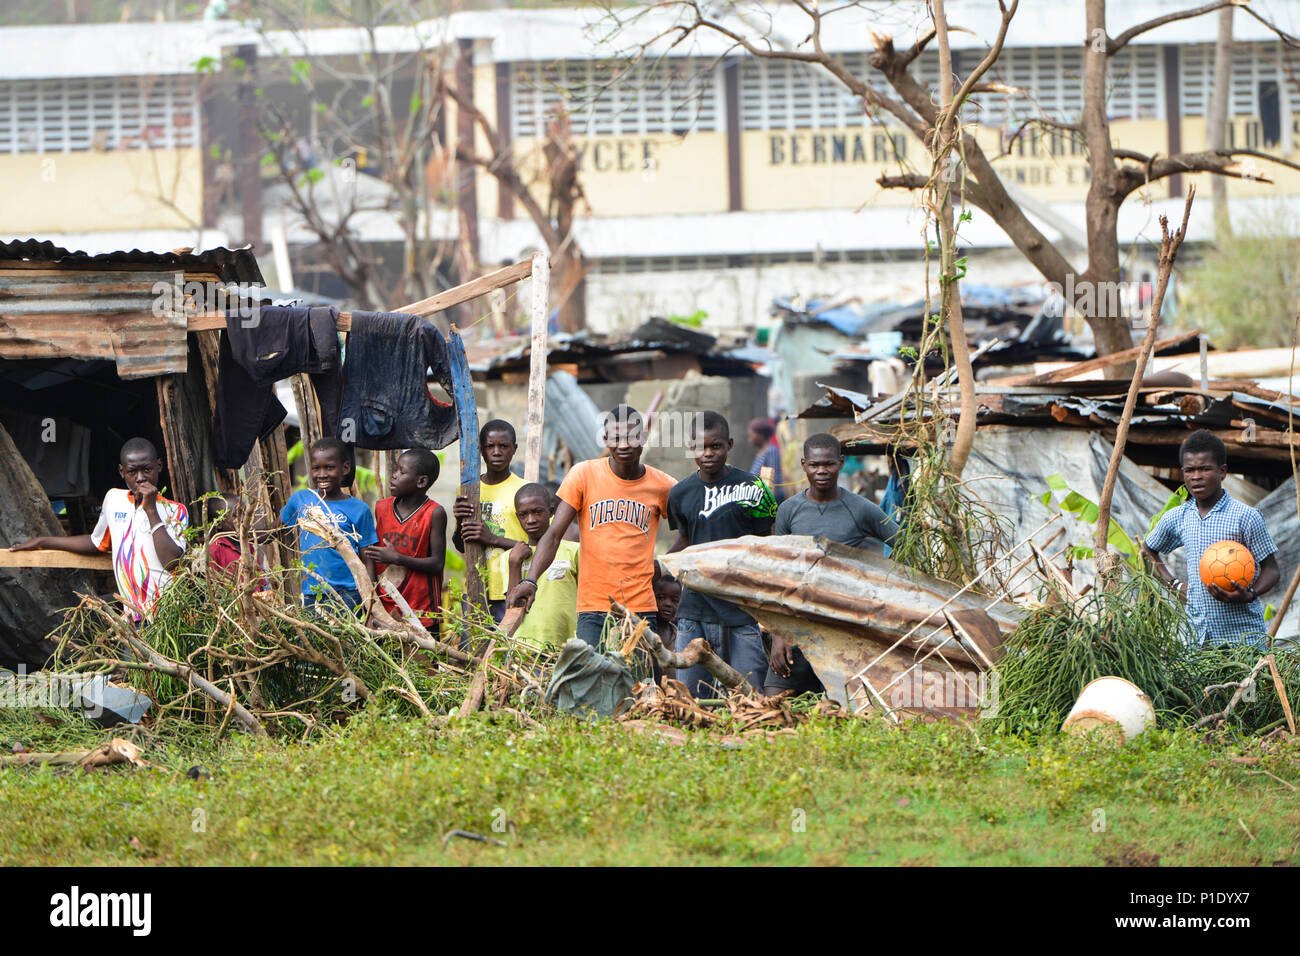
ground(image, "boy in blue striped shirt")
xmin=1141 ymin=430 xmax=1280 ymax=649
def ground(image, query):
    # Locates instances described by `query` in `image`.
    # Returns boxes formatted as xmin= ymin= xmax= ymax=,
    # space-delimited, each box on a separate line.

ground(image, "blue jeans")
xmin=675 ymin=619 xmax=768 ymax=699
xmin=576 ymin=610 xmax=659 ymax=652
xmin=304 ymin=587 xmax=363 ymax=616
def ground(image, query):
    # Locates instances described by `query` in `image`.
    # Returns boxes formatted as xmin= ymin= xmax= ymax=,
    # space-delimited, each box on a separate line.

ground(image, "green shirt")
xmin=493 ymin=539 xmax=580 ymax=650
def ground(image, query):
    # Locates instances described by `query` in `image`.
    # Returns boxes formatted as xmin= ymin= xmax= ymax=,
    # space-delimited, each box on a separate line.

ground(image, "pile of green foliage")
xmin=987 ymin=571 xmax=1299 ymax=738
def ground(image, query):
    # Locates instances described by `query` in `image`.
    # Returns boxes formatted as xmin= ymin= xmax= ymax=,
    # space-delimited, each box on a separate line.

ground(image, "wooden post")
xmin=194 ymin=330 xmax=239 ymax=494
xmin=524 ymin=251 xmax=550 ymax=482
xmin=448 ymin=326 xmax=485 ymax=609
xmin=1094 ymin=188 xmax=1195 ymax=581
xmin=156 ymin=374 xmax=200 ymax=510
xmin=291 ymin=374 xmax=325 ymax=449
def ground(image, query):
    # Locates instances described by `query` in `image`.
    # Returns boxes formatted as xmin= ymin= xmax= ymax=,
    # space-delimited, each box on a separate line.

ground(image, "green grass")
xmin=0 ymin=708 xmax=1296 ymax=866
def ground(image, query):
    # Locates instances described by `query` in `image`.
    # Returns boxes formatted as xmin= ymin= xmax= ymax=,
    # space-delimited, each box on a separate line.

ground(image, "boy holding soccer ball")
xmin=1140 ymin=430 xmax=1280 ymax=649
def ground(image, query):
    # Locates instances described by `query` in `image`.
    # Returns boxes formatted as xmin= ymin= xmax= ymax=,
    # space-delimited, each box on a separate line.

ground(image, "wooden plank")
xmin=156 ymin=373 xmax=200 ymax=509
xmin=185 ymin=259 xmax=534 ymax=332
xmin=999 ymin=330 xmax=1202 ymax=386
xmin=0 ymin=549 xmax=111 ymax=570
xmin=524 ymin=252 xmax=550 ymax=483
xmin=290 ymin=373 xmax=325 ymax=448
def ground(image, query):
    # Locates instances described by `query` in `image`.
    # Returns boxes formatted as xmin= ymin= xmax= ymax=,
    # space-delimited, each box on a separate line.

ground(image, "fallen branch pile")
xmin=45 ymin=487 xmax=553 ymax=739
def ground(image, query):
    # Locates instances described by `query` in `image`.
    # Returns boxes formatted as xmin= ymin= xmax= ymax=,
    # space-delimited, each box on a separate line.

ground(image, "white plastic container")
xmin=1062 ymin=676 xmax=1155 ymax=742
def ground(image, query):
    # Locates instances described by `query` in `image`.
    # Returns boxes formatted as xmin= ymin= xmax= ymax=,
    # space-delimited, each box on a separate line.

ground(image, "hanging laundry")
xmin=338 ymin=311 xmax=457 ymax=450
xmin=213 ymin=306 xmax=342 ymax=469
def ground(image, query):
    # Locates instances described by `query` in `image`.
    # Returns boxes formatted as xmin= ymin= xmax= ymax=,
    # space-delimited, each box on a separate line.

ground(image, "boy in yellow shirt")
xmin=452 ymin=419 xmax=526 ymax=622
xmin=497 ymin=483 xmax=579 ymax=649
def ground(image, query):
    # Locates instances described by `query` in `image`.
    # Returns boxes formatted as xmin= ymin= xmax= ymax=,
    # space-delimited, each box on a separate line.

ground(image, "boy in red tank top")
xmin=364 ymin=449 xmax=447 ymax=635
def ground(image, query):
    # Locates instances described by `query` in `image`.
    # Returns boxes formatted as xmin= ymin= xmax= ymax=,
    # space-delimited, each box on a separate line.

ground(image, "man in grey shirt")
xmin=766 ymin=432 xmax=899 ymax=695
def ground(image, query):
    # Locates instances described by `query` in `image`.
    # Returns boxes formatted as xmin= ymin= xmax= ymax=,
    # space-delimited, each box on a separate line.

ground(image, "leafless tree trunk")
xmin=1208 ymin=5 xmax=1235 ymax=234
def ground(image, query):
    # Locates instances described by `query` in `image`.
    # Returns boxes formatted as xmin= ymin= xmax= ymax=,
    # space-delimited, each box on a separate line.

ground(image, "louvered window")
xmin=976 ymin=45 xmax=1161 ymax=127
xmin=739 ymin=51 xmax=938 ymax=130
xmin=512 ymin=58 xmax=719 ymax=137
xmin=0 ymin=74 xmax=199 ymax=154
xmin=1181 ymin=41 xmax=1300 ymax=117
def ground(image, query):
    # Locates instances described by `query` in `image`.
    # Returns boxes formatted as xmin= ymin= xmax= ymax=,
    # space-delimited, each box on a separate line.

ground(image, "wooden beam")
xmin=290 ymin=374 xmax=325 ymax=449
xmin=523 ymin=252 xmax=550 ymax=482
xmin=0 ymin=550 xmax=111 ymax=570
xmin=1000 ymin=330 xmax=1202 ymax=386
xmin=156 ymin=373 xmax=200 ymax=509
xmin=185 ymin=259 xmax=534 ymax=332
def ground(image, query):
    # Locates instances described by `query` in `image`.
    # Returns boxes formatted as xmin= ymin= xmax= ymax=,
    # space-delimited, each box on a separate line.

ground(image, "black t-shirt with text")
xmin=667 ymin=465 xmax=776 ymax=626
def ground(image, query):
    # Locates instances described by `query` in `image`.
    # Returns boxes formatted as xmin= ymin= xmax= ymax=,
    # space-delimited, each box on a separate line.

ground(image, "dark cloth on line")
xmin=338 ymin=310 xmax=457 ymax=451
xmin=213 ymin=306 xmax=342 ymax=469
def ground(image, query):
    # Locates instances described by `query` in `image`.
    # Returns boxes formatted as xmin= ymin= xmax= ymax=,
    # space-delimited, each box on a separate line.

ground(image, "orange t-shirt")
xmin=558 ymin=456 xmax=676 ymax=613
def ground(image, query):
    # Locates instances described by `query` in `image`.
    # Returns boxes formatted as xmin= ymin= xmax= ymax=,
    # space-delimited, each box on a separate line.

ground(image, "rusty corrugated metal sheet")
xmin=657 ymin=535 xmax=1023 ymax=713
xmin=0 ymin=270 xmax=186 ymax=378
xmin=0 ymin=239 xmax=264 ymax=285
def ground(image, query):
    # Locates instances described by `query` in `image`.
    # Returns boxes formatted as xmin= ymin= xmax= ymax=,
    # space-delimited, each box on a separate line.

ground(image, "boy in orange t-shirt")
xmin=505 ymin=405 xmax=675 ymax=649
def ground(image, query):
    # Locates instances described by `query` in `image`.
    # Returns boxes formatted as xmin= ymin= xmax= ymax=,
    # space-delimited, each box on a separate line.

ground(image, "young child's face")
xmin=1181 ymin=450 xmax=1227 ymax=502
xmin=120 ymin=452 xmax=162 ymax=496
xmin=310 ymin=448 xmax=349 ymax=496
xmin=216 ymin=496 xmax=238 ymax=532
xmin=691 ymin=427 xmax=732 ymax=475
xmin=482 ymin=430 xmax=517 ymax=472
xmin=515 ymin=493 xmax=552 ymax=541
xmin=389 ymin=453 xmax=427 ymax=499
xmin=654 ymin=581 xmax=682 ymax=622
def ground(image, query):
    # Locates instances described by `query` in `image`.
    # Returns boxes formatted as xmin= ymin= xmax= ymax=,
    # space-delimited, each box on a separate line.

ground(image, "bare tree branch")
xmin=1108 ymin=0 xmax=1245 ymax=54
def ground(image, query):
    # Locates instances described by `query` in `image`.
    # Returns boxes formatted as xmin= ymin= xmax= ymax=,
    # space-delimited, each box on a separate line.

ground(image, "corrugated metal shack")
xmin=799 ymin=347 xmax=1300 ymax=640
xmin=0 ymin=239 xmax=276 ymax=668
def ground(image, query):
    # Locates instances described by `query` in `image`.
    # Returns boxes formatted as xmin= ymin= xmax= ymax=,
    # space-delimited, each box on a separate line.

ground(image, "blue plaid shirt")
xmin=1145 ymin=491 xmax=1277 ymax=648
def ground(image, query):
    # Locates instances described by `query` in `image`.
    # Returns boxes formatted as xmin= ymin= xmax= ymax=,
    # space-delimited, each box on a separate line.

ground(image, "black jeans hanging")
xmin=338 ymin=311 xmax=458 ymax=451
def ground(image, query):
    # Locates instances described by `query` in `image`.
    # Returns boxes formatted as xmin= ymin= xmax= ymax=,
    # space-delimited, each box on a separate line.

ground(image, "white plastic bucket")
xmin=1061 ymin=676 xmax=1155 ymax=742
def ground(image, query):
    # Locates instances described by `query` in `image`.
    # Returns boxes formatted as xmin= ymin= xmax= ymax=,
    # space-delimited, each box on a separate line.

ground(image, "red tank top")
xmin=375 ymin=497 xmax=442 ymax=625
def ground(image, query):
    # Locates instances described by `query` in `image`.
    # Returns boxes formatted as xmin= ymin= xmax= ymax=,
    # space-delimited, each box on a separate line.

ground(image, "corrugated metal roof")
xmin=0 ymin=239 xmax=264 ymax=286
xmin=0 ymin=269 xmax=187 ymax=379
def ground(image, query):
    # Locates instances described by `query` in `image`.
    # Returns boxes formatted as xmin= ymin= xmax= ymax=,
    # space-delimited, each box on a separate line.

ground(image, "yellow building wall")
xmin=0 ymin=148 xmax=203 ymax=234
xmin=740 ymin=120 xmax=1174 ymax=211
xmin=512 ymin=132 xmax=729 ymax=217
xmin=1180 ymin=114 xmax=1300 ymax=197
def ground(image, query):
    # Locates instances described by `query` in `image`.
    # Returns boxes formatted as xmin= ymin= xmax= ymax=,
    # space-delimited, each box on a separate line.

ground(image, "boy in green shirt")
xmin=496 ymin=482 xmax=579 ymax=649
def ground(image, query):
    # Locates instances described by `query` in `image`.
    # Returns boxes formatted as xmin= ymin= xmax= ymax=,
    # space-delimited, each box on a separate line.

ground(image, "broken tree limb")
xmin=456 ymin=638 xmax=496 ymax=718
xmin=119 ymin=630 xmax=266 ymax=736
xmin=1192 ymin=654 xmax=1270 ymax=730
xmin=524 ymin=251 xmax=550 ymax=483
xmin=1094 ymin=188 xmax=1196 ymax=580
xmin=611 ymin=600 xmax=755 ymax=695
xmin=0 ymin=738 xmax=154 ymax=770
xmin=1266 ymin=654 xmax=1297 ymax=735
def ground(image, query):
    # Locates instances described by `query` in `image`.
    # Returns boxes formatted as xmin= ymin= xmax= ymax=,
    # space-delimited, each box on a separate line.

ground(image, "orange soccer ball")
xmin=1199 ymin=540 xmax=1256 ymax=592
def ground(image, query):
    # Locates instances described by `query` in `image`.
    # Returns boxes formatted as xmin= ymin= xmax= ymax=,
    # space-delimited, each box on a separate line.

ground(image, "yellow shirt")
xmin=492 ymin=539 xmax=579 ymax=649
xmin=478 ymin=472 xmax=527 ymax=600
